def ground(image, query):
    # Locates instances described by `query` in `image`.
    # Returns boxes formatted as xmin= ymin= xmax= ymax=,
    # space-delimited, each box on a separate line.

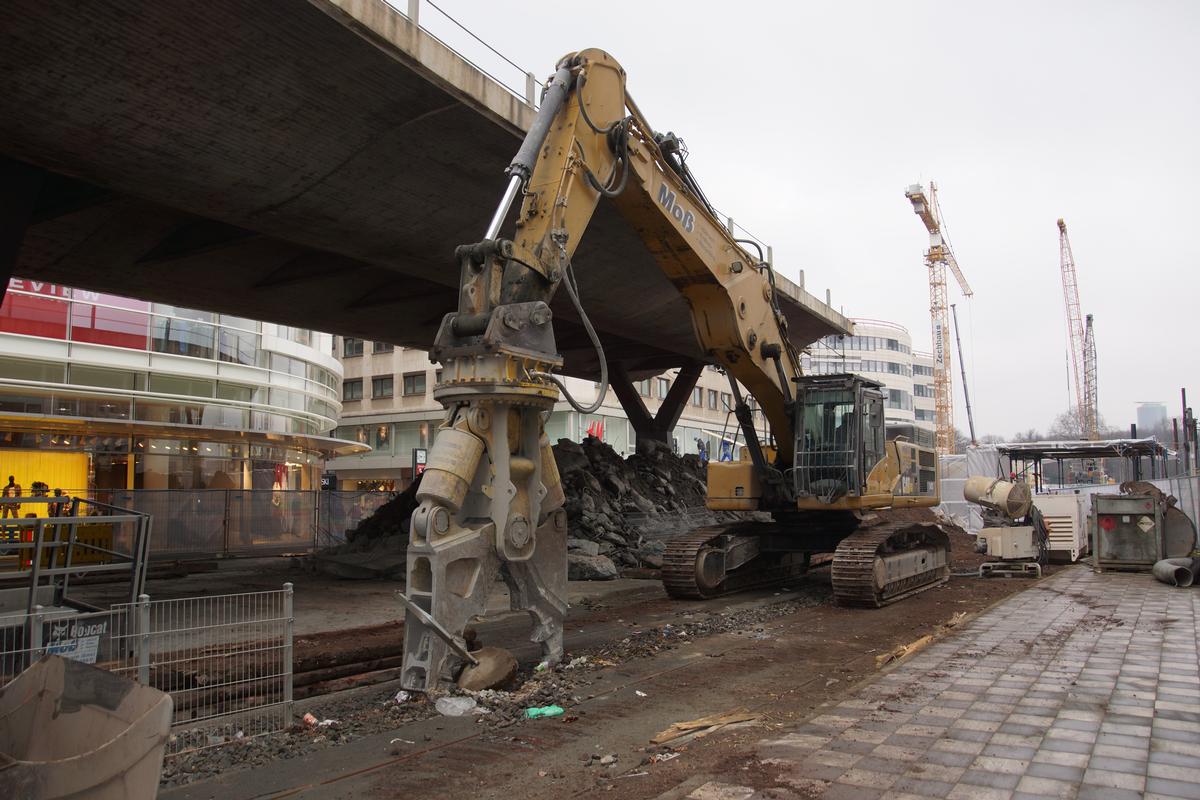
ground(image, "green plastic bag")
xmin=525 ymin=705 xmax=565 ymax=719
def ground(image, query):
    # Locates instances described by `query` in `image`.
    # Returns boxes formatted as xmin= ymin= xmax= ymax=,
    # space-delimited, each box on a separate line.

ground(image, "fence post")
xmin=282 ymin=582 xmax=294 ymax=722
xmin=28 ymin=604 xmax=44 ymax=670
xmin=525 ymin=71 xmax=536 ymax=106
xmin=407 ymin=0 xmax=419 ymax=25
xmin=137 ymin=593 xmax=151 ymax=684
xmin=222 ymin=490 xmax=232 ymax=557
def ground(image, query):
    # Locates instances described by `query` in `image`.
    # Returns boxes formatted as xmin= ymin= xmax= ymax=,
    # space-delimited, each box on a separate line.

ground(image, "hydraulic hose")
xmin=531 ymin=259 xmax=609 ymax=414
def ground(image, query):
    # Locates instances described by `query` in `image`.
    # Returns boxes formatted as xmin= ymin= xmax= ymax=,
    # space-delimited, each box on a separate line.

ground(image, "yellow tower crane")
xmin=906 ymin=182 xmax=973 ymax=455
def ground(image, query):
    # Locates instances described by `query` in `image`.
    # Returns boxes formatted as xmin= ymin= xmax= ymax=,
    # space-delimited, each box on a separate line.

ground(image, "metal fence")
xmin=0 ymin=584 xmax=293 ymax=757
xmin=60 ymin=489 xmax=394 ymax=559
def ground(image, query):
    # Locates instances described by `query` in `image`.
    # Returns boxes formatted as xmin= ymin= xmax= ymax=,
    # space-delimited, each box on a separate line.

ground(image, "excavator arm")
xmin=399 ymin=49 xmax=804 ymax=691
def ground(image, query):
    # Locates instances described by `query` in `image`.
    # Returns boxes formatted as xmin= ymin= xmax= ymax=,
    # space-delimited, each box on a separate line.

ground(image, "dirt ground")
xmin=163 ymin=527 xmax=1058 ymax=800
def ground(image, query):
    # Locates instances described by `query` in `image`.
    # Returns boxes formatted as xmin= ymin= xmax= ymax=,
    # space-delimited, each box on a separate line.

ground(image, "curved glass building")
xmin=0 ymin=278 xmax=362 ymax=497
xmin=804 ymin=318 xmax=932 ymax=432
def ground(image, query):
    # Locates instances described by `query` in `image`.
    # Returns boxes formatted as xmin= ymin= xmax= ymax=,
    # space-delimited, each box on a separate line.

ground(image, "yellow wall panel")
xmin=0 ymin=450 xmax=89 ymax=495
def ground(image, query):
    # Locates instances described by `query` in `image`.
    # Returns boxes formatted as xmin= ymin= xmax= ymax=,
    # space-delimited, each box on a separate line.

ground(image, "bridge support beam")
xmin=609 ymin=362 xmax=704 ymax=452
xmin=0 ymin=158 xmax=43 ymax=305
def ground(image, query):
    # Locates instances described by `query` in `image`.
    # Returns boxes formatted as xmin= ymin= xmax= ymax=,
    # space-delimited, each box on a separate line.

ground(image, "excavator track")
xmin=662 ymin=524 xmax=814 ymax=599
xmin=831 ymin=522 xmax=951 ymax=608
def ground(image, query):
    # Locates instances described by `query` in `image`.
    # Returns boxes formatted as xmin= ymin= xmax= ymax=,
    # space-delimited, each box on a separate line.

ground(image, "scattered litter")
xmin=389 ymin=737 xmax=415 ymax=745
xmin=825 ymin=678 xmax=839 ymax=687
xmin=525 ymin=705 xmax=565 ymax=719
xmin=393 ymin=690 xmax=410 ymax=704
xmin=599 ymin=753 xmax=618 ymax=765
xmin=537 ymin=770 xmax=549 ymax=778
xmin=649 ymin=752 xmax=680 ymax=764
xmin=617 ymin=771 xmax=649 ymax=778
xmin=565 ymin=656 xmax=590 ymax=669
xmin=301 ymin=712 xmax=318 ymax=727
xmin=534 ymin=660 xmax=550 ymax=672
xmin=635 ymin=690 xmax=648 ymax=697
xmin=317 ymin=718 xmax=338 ymax=728
xmin=435 ymin=696 xmax=478 ymax=717
xmin=651 ymin=710 xmax=761 ymax=744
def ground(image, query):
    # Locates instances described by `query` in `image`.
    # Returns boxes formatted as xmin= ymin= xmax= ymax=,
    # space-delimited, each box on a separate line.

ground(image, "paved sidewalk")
xmin=694 ymin=567 xmax=1200 ymax=799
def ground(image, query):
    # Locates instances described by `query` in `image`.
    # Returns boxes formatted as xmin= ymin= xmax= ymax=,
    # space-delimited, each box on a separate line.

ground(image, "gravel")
xmin=159 ymin=583 xmax=827 ymax=789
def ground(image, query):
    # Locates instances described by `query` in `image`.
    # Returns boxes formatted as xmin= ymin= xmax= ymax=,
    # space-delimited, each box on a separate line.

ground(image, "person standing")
xmin=1 ymin=476 xmax=21 ymax=518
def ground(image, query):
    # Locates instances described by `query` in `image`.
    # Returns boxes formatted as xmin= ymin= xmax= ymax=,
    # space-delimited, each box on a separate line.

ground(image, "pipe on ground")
xmin=1152 ymin=558 xmax=1196 ymax=587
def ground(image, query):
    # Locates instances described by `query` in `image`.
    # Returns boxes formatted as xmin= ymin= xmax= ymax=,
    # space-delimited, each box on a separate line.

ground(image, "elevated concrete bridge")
xmin=0 ymin=0 xmax=849 ymax=382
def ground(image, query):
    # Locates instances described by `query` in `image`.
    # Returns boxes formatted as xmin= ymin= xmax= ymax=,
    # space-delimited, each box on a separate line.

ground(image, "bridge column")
xmin=0 ymin=158 xmax=43 ymax=304
xmin=609 ymin=362 xmax=703 ymax=452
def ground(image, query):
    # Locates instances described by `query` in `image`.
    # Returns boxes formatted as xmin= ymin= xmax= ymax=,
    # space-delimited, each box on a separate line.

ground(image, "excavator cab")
xmin=792 ymin=374 xmax=886 ymax=502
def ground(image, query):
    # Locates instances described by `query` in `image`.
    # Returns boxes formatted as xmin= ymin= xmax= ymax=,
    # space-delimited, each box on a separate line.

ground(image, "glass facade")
xmin=0 ymin=278 xmax=355 ymax=493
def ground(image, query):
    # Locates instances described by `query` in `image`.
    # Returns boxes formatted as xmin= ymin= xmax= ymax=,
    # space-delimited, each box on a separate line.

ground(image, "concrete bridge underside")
xmin=0 ymin=0 xmax=849 ymax=379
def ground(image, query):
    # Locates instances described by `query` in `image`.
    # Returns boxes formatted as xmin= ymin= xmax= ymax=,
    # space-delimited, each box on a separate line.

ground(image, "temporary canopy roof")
xmin=997 ymin=438 xmax=1169 ymax=462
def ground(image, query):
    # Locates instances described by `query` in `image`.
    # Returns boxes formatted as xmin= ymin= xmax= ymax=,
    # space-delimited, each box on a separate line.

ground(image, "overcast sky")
xmin=420 ymin=0 xmax=1198 ymax=438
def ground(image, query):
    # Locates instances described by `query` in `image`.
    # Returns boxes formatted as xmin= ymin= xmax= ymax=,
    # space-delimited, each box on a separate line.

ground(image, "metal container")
xmin=0 ymin=655 xmax=173 ymax=799
xmin=1091 ymin=493 xmax=1163 ymax=571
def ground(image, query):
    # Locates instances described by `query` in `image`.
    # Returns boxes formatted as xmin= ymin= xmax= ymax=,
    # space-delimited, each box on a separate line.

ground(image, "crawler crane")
xmin=399 ymin=50 xmax=949 ymax=692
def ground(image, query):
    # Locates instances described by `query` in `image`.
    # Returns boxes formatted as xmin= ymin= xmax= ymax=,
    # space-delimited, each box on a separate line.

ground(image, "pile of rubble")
xmin=554 ymin=437 xmax=731 ymax=580
xmin=317 ymin=436 xmax=730 ymax=581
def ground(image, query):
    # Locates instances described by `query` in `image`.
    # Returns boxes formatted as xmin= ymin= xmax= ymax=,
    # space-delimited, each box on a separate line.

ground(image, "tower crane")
xmin=1057 ymin=219 xmax=1098 ymax=439
xmin=906 ymin=182 xmax=973 ymax=455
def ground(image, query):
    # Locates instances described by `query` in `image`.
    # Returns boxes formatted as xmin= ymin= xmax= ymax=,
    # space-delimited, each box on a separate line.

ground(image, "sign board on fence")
xmin=320 ymin=472 xmax=337 ymax=490
xmin=413 ymin=448 xmax=428 ymax=476
xmin=45 ymin=617 xmax=109 ymax=664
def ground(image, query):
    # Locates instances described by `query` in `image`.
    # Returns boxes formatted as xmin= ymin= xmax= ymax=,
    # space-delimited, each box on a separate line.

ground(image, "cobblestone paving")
xmin=710 ymin=567 xmax=1200 ymax=799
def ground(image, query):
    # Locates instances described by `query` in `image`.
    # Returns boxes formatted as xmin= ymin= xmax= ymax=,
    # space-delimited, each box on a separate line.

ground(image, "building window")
xmin=656 ymin=378 xmax=670 ymax=400
xmin=372 ymin=375 xmax=394 ymax=398
xmin=403 ymin=372 xmax=427 ymax=396
xmin=720 ymin=392 xmax=733 ymax=411
xmin=343 ymin=379 xmax=363 ymax=401
xmin=373 ymin=341 xmax=394 ymax=353
xmin=692 ymin=386 xmax=703 ymax=406
xmin=886 ymin=389 xmax=912 ymax=411
xmin=435 ymin=370 xmax=444 ymax=385
xmin=343 ymin=337 xmax=364 ymax=357
xmin=707 ymin=389 xmax=718 ymax=410
xmin=639 ymin=379 xmax=652 ymax=397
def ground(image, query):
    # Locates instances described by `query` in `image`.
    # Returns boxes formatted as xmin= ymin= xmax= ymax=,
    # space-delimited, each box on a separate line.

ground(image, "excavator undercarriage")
xmin=661 ymin=515 xmax=950 ymax=606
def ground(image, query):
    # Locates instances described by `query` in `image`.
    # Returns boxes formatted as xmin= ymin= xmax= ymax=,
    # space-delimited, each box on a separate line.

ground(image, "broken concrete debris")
xmin=319 ymin=435 xmax=740 ymax=579
xmin=456 ymin=646 xmax=519 ymax=691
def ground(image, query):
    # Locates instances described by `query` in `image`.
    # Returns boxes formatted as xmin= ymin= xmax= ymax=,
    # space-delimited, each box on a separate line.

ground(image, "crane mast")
xmin=1057 ymin=219 xmax=1096 ymax=438
xmin=1083 ymin=313 xmax=1098 ymax=439
xmin=906 ymin=183 xmax=973 ymax=455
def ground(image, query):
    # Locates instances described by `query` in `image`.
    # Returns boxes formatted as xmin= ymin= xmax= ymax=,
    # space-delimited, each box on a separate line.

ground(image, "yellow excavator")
xmin=399 ymin=49 xmax=947 ymax=691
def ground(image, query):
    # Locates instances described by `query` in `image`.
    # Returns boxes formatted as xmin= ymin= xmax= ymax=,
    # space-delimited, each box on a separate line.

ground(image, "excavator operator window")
xmin=794 ymin=388 xmax=859 ymax=500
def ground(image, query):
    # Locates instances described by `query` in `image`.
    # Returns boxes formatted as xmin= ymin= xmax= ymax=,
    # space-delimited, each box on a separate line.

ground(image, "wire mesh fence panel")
xmin=110 ymin=490 xmax=228 ymax=556
xmin=315 ymin=490 xmax=396 ymax=548
xmin=110 ymin=585 xmax=294 ymax=757
xmin=0 ymin=606 xmax=135 ymax=686
xmin=228 ymin=491 xmax=316 ymax=554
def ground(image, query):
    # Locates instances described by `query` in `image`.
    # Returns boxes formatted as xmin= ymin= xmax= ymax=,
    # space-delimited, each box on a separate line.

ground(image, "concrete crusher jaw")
xmin=398 ymin=65 xmax=580 ymax=692
xmin=397 ymin=244 xmax=571 ymax=692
